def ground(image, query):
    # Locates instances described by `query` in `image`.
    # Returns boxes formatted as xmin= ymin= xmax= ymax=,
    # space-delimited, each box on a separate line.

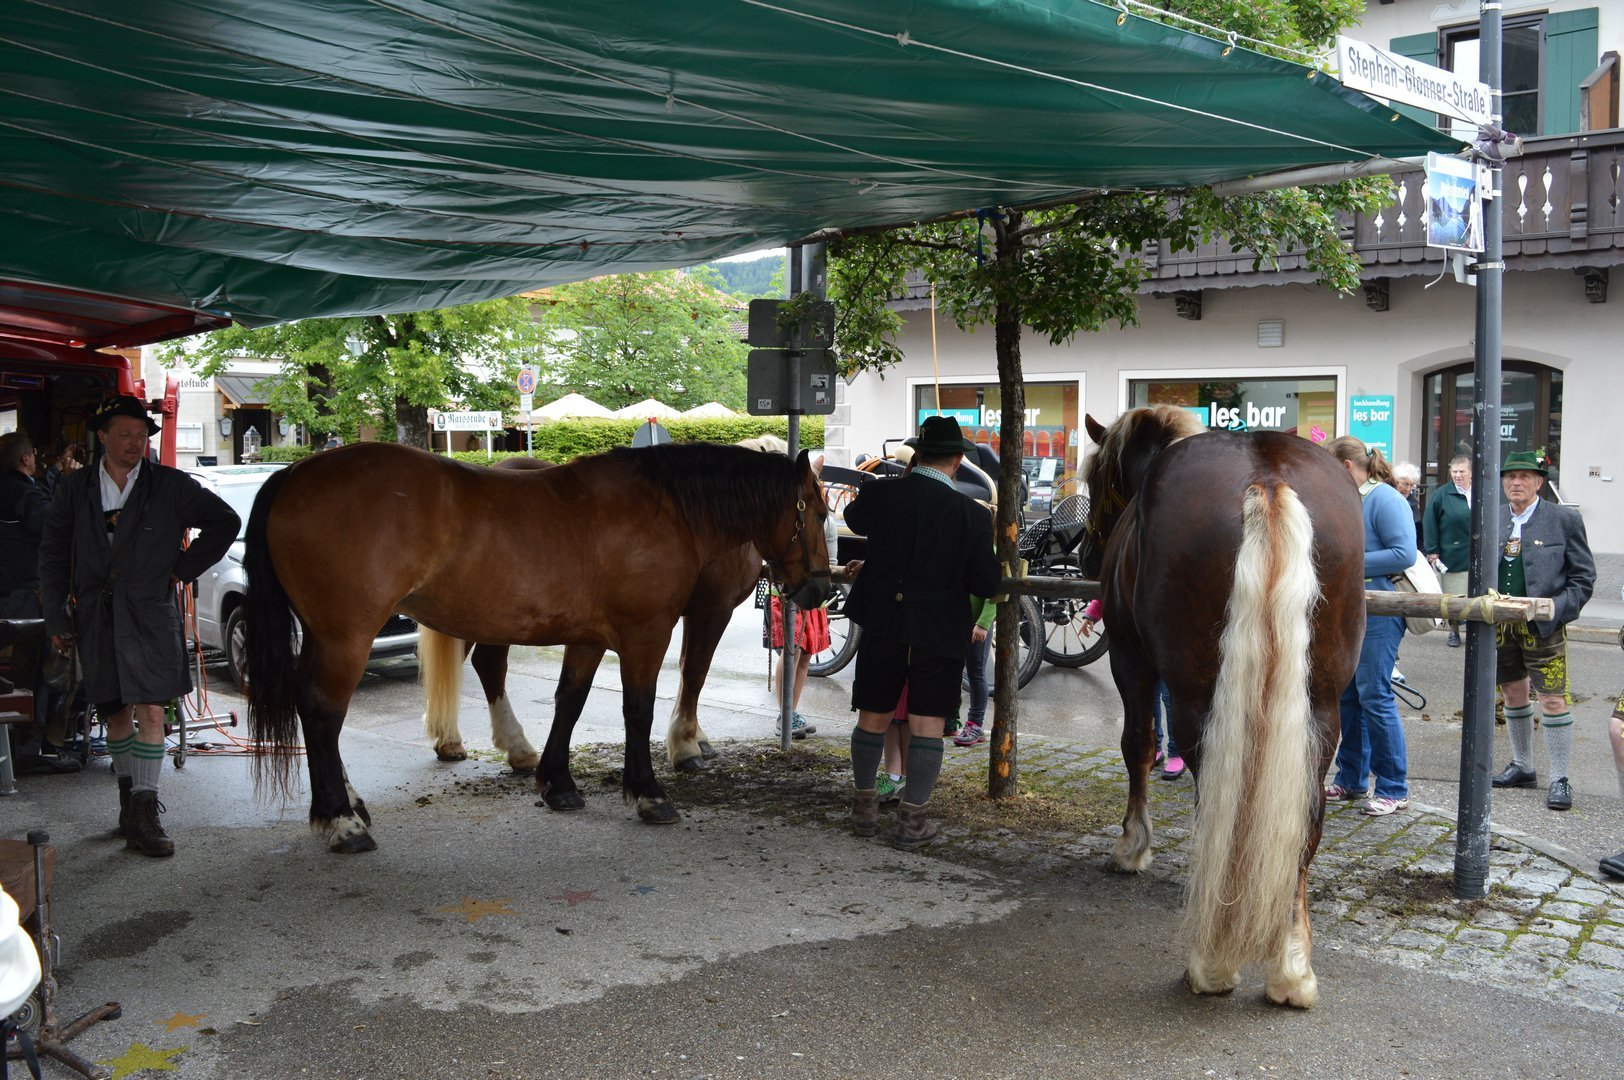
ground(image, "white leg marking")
xmin=1184 ymin=951 xmax=1240 ymax=996
xmin=489 ymin=695 xmax=539 ymax=770
xmin=1109 ymin=804 xmax=1155 ymax=872
xmin=1265 ymin=914 xmax=1318 ymax=1009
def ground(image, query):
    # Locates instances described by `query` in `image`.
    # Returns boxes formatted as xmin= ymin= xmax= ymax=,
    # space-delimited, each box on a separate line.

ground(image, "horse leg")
xmin=471 ymin=643 xmax=540 ymax=773
xmin=1109 ymin=663 xmax=1160 ymax=873
xmin=297 ymin=642 xmax=377 ymax=854
xmin=621 ymin=643 xmax=680 ymax=825
xmin=536 ymin=644 xmax=605 ymax=812
xmin=666 ymin=603 xmax=732 ymax=772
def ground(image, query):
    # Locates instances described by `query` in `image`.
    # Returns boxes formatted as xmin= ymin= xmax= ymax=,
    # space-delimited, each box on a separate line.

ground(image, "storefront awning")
xmin=0 ymin=1 xmax=1460 ymax=337
xmin=215 ymin=373 xmax=287 ymax=407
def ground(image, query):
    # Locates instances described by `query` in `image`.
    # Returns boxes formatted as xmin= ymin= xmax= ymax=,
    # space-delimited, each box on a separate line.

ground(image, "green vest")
xmin=1499 ymin=535 xmax=1526 ymax=596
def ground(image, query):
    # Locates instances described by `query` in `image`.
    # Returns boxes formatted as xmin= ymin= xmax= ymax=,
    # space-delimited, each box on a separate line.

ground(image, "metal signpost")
xmin=517 ymin=366 xmax=536 ymax=456
xmin=751 ymin=244 xmax=833 ymax=749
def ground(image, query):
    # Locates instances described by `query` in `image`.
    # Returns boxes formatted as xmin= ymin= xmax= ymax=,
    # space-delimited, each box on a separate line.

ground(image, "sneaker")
xmin=22 ymin=740 xmax=82 ymax=774
xmin=1161 ymin=756 xmax=1186 ymax=781
xmin=1153 ymin=751 xmax=1167 ymax=769
xmin=790 ymin=712 xmax=816 ymax=739
xmin=952 ymin=723 xmax=985 ymax=747
xmin=1362 ymin=796 xmax=1411 ymax=817
xmin=875 ymin=773 xmax=905 ymax=805
xmin=1323 ymin=783 xmax=1366 ymax=801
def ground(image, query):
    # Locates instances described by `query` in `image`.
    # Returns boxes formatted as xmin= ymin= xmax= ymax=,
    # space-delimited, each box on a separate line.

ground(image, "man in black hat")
xmin=39 ymin=395 xmax=239 ymax=856
xmin=842 ymin=414 xmax=1000 ymax=848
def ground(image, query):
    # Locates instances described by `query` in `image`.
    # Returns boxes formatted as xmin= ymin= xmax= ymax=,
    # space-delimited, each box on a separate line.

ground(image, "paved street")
xmin=4 ymin=600 xmax=1622 ymax=1078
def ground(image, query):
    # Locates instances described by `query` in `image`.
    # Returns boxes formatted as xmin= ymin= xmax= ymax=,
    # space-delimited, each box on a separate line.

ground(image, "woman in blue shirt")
xmin=1324 ymin=436 xmax=1418 ymax=816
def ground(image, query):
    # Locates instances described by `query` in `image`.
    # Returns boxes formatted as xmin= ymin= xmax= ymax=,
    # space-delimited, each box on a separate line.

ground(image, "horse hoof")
xmin=1183 ymin=969 xmax=1239 ymax=997
xmin=326 ymin=818 xmax=377 ymax=854
xmin=636 ymin=798 xmax=681 ymax=825
xmin=673 ymin=755 xmax=708 ymax=774
xmin=509 ymin=754 xmax=540 ymax=773
xmin=542 ymin=789 xmax=586 ymax=812
xmin=1264 ymin=979 xmax=1318 ymax=1010
xmin=435 ymin=742 xmax=468 ymax=762
xmin=353 ymin=799 xmax=373 ymax=827
xmin=697 ymin=740 xmax=717 ymax=760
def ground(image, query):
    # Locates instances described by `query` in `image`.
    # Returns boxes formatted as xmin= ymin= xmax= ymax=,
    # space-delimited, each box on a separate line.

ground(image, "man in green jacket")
xmin=1422 ymin=454 xmax=1473 ymax=647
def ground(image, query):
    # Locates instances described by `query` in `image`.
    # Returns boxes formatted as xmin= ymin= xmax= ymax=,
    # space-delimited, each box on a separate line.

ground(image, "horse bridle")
xmin=771 ymin=488 xmax=829 ymax=591
xmin=1083 ymin=462 xmax=1129 ymax=554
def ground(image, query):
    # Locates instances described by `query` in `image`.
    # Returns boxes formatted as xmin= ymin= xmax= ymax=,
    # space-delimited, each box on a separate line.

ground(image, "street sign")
xmin=746 ymin=351 xmax=838 ymax=416
xmin=1336 ymin=36 xmax=1491 ymax=128
xmin=433 ymin=410 xmax=504 ymax=432
xmin=630 ymin=419 xmax=672 ymax=447
xmin=519 ymin=392 xmax=534 ymax=413
xmin=516 ymin=366 xmax=536 ymax=395
xmin=746 ymin=298 xmax=836 ymax=350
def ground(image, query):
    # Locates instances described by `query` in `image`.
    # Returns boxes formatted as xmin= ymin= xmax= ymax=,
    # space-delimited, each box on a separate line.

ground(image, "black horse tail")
xmin=243 ymin=466 xmax=301 ymax=798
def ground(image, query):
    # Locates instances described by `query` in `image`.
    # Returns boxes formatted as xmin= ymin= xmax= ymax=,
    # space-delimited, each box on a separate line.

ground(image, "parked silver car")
xmin=186 ymin=464 xmax=418 ymax=687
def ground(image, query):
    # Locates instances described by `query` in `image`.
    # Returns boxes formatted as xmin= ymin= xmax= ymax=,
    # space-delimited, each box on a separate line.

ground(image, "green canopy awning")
xmin=0 ymin=0 xmax=1459 ymax=333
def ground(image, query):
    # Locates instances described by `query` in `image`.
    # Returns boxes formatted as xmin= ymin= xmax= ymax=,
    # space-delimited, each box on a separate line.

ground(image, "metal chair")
xmin=2 ymin=832 xmax=121 ymax=1079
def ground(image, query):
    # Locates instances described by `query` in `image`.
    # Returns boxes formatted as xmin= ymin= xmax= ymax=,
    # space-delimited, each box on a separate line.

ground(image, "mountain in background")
xmin=693 ymin=254 xmax=786 ymax=298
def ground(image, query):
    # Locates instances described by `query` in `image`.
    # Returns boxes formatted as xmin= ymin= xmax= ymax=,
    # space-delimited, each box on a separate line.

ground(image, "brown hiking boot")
xmin=115 ymin=775 xmax=133 ymax=837
xmin=891 ymin=800 xmax=939 ymax=850
xmin=126 ymin=790 xmax=175 ymax=857
xmin=851 ymin=786 xmax=879 ymax=837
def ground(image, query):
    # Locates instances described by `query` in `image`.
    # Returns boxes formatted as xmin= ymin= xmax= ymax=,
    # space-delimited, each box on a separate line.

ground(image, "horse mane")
xmin=1082 ymin=405 xmax=1205 ymax=499
xmin=606 ymin=442 xmax=799 ymax=541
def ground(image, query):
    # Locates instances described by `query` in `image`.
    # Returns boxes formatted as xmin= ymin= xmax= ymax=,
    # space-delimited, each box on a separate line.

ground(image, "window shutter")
xmin=1388 ymin=33 xmax=1442 ymax=127
xmin=1545 ymin=8 xmax=1600 ymax=136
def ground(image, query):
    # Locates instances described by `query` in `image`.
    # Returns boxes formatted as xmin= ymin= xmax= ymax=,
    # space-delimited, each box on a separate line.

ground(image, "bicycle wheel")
xmin=968 ymin=594 xmax=1044 ymax=691
xmin=808 ymin=587 xmax=860 ymax=677
xmin=1035 ymin=557 xmax=1109 ymax=668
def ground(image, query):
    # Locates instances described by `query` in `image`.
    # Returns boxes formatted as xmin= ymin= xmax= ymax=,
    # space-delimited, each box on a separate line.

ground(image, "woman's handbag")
xmin=1389 ymin=550 xmax=1444 ymax=635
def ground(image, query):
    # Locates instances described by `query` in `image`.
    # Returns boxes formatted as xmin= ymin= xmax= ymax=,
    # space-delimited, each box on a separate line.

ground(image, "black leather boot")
xmin=115 ymin=775 xmax=133 ymax=837
xmin=126 ymin=790 xmax=175 ymax=857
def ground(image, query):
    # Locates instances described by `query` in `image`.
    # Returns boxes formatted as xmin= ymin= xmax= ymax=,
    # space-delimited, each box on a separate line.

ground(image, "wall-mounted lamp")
xmin=277 ymin=418 xmax=291 ymax=437
xmin=218 ymin=415 xmax=233 ymax=437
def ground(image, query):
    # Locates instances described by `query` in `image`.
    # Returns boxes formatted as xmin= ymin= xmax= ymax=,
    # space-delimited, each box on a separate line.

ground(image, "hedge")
xmin=451 ymin=416 xmax=824 ymax=465
xmin=252 ymin=416 xmax=822 ymax=466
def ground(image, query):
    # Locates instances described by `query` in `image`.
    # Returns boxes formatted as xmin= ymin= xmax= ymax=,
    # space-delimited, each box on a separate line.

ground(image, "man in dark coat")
xmin=842 ymin=415 xmax=1000 ymax=847
xmin=1423 ymin=454 xmax=1473 ymax=647
xmin=39 ymin=396 xmax=239 ymax=856
xmin=0 ymin=430 xmax=79 ymax=771
xmin=1487 ymin=449 xmax=1595 ymax=813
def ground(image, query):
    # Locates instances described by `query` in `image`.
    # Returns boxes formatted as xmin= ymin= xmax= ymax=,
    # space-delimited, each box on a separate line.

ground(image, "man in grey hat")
xmin=841 ymin=415 xmax=1000 ymax=848
xmin=39 ymin=395 xmax=239 ymax=856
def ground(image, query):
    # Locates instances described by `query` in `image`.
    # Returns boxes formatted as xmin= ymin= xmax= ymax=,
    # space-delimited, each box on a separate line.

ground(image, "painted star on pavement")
xmin=436 ymin=896 xmax=516 ymax=923
xmin=98 ymin=1041 xmax=186 ymax=1078
xmin=547 ymin=888 xmax=605 ymax=908
xmin=158 ymin=1011 xmax=205 ymax=1032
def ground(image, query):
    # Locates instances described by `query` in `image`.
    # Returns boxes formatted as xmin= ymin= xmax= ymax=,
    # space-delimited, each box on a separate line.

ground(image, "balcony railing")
xmin=1144 ymin=129 xmax=1624 ymax=294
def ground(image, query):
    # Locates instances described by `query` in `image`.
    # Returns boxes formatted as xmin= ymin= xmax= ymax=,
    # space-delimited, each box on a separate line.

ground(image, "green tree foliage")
xmin=159 ymin=298 xmax=541 ymax=449
xmin=825 ymin=0 xmax=1386 ymax=797
xmin=538 ymin=268 xmax=748 ymax=411
xmin=696 ymin=254 xmax=787 ymax=298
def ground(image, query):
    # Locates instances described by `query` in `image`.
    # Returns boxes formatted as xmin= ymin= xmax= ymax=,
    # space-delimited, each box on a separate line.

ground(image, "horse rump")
xmin=242 ymin=465 xmax=302 ymax=795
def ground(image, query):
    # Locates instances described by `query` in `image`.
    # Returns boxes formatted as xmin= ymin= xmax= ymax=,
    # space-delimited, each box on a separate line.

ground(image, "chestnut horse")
xmin=244 ymin=441 xmax=830 ymax=853
xmin=420 ymin=452 xmax=771 ymax=778
xmin=1079 ymin=407 xmax=1364 ymax=1008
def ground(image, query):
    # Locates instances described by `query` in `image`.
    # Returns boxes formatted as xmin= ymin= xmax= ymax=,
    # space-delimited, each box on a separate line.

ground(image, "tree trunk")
xmin=395 ymin=395 xmax=430 ymax=448
xmin=307 ymin=361 xmax=338 ymax=441
xmin=988 ymin=217 xmax=1026 ymax=800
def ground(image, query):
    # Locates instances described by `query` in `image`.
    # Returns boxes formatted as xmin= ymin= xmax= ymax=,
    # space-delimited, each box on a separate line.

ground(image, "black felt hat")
xmin=915 ymin=415 xmax=973 ymax=456
xmin=91 ymin=395 xmax=160 ymax=436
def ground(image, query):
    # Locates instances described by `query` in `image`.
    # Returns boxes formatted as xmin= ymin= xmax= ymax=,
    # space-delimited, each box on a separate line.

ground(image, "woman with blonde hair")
xmin=1323 ymin=436 xmax=1417 ymax=815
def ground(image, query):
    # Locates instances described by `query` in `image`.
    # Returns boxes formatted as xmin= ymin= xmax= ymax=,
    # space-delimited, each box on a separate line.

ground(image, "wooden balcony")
xmin=1143 ymin=128 xmax=1624 ymax=302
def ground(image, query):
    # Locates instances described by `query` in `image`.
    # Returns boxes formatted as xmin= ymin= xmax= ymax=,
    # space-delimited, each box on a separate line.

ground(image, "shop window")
xmin=910 ymin=378 xmax=1081 ymax=510
xmin=1127 ymin=375 xmax=1338 ymax=443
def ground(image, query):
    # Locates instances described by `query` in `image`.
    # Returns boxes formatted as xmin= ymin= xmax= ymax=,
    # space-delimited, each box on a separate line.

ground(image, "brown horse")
xmin=1079 ymin=406 xmax=1364 ymax=1008
xmin=244 ymin=441 xmax=830 ymax=853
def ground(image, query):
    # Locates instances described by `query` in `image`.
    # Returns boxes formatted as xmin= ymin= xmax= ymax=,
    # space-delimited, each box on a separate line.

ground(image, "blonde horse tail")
xmin=1184 ymin=482 xmax=1321 ymax=980
xmin=419 ymin=627 xmax=466 ymax=751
